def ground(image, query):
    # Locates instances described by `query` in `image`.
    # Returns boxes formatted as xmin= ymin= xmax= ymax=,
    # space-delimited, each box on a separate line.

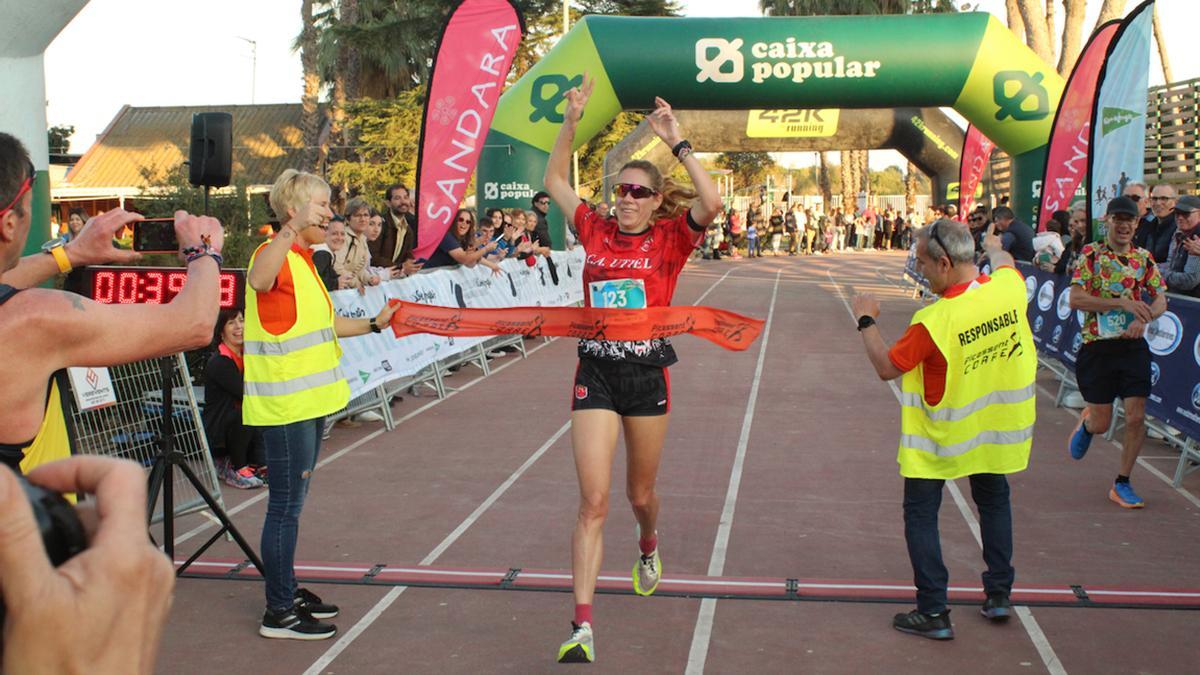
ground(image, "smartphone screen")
xmin=132 ymin=218 xmax=178 ymax=253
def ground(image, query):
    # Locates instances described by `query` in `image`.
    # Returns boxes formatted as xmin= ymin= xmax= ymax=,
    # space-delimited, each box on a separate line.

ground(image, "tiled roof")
xmin=63 ymin=103 xmax=327 ymax=190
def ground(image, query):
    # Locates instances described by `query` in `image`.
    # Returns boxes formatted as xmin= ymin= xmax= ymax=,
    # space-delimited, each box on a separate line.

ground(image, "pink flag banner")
xmin=413 ymin=0 xmax=523 ymax=261
xmin=1037 ymin=20 xmax=1121 ymax=232
xmin=958 ymin=125 xmax=994 ymax=221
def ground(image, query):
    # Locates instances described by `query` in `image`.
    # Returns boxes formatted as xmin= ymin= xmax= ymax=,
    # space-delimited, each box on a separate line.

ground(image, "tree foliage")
xmin=48 ymin=125 xmax=74 ymax=155
xmin=717 ymin=152 xmax=777 ymax=191
xmin=327 ymin=88 xmax=427 ymax=207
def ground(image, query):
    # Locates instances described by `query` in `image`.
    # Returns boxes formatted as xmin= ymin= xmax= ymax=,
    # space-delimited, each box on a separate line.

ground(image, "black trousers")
xmin=903 ymin=473 xmax=1015 ymax=614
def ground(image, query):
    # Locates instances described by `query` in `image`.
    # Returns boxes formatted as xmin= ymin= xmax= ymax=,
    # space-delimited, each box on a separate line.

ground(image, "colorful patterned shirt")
xmin=1069 ymin=241 xmax=1164 ymax=344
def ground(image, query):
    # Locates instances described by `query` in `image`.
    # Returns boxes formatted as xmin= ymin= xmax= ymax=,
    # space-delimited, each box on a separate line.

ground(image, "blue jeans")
xmin=747 ymin=236 xmax=759 ymax=256
xmin=903 ymin=474 xmax=1014 ymax=614
xmin=260 ymin=417 xmax=324 ymax=611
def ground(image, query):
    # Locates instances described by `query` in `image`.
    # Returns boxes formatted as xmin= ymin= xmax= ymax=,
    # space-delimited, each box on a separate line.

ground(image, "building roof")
xmin=59 ymin=103 xmax=326 ymax=197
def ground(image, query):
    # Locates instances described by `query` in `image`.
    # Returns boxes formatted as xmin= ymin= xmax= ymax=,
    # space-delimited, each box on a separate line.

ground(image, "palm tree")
xmin=300 ymin=0 xmax=321 ymax=172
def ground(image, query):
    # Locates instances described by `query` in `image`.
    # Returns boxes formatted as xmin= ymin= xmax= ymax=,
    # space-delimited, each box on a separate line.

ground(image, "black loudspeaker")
xmin=188 ymin=112 xmax=232 ymax=188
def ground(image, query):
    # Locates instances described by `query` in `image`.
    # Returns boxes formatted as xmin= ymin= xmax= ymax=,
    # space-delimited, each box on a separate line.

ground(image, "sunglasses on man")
xmin=614 ymin=183 xmax=658 ymax=200
xmin=0 ymin=160 xmax=36 ymax=218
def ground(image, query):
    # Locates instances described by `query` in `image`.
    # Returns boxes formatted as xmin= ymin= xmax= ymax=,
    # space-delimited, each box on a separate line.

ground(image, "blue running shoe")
xmin=1109 ymin=481 xmax=1145 ymax=509
xmin=1069 ymin=410 xmax=1093 ymax=460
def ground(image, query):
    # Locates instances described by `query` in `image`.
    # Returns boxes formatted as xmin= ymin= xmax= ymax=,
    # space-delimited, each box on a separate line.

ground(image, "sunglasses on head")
xmin=929 ymin=222 xmax=954 ymax=267
xmin=0 ymin=160 xmax=36 ymax=218
xmin=615 ymin=183 xmax=658 ymax=200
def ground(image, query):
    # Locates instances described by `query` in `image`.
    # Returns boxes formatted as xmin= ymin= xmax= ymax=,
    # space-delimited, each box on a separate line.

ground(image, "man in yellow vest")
xmin=852 ymin=221 xmax=1036 ymax=640
xmin=245 ymin=169 xmax=398 ymax=640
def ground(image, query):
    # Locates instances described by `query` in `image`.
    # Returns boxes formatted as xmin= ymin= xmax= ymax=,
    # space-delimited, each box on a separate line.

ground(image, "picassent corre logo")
xmin=1145 ymin=311 xmax=1183 ymax=356
xmin=1056 ymin=287 xmax=1072 ymax=320
xmin=1037 ymin=280 xmax=1055 ymax=311
xmin=1025 ymin=275 xmax=1037 ymax=303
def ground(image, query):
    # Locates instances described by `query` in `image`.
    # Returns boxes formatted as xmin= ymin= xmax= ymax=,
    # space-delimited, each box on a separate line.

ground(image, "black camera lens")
xmin=0 ymin=477 xmax=88 ymax=628
xmin=20 ymin=477 xmax=88 ymax=565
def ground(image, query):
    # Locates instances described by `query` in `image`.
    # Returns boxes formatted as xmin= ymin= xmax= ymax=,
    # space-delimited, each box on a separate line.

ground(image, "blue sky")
xmin=45 ymin=0 xmax=1197 ymax=170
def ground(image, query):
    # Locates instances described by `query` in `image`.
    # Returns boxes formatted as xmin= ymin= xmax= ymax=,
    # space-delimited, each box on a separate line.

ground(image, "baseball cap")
xmin=1105 ymin=196 xmax=1139 ymax=217
xmin=1174 ymin=195 xmax=1200 ymax=214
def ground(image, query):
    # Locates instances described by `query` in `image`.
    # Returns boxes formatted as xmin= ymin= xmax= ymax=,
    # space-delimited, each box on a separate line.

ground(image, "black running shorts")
xmin=1075 ymin=338 xmax=1152 ymax=404
xmin=571 ymin=358 xmax=670 ymax=417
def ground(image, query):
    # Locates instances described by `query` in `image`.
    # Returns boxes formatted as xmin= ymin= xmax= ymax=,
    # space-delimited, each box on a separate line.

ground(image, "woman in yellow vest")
xmin=852 ymin=221 xmax=1036 ymax=641
xmin=245 ymin=169 xmax=397 ymax=641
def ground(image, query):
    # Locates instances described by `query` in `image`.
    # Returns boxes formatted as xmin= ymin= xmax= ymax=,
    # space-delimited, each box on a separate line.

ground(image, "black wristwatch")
xmin=369 ymin=317 xmax=382 ymax=334
xmin=856 ymin=315 xmax=876 ymax=331
xmin=671 ymin=139 xmax=693 ymax=161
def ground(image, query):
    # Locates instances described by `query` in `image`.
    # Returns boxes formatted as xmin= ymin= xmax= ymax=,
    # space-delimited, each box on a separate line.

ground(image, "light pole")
xmin=236 ymin=36 xmax=257 ymax=104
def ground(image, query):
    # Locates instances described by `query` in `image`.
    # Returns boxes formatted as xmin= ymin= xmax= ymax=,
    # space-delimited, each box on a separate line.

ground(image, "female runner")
xmin=542 ymin=76 xmax=722 ymax=664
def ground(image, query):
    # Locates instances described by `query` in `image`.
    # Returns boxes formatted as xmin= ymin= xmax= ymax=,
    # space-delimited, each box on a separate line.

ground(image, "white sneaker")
xmin=355 ymin=410 xmax=384 ymax=423
xmin=633 ymin=548 xmax=662 ymax=596
xmin=557 ymin=622 xmax=594 ymax=663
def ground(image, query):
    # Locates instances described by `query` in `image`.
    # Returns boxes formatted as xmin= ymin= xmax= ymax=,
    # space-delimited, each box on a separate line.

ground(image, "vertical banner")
xmin=1037 ymin=20 xmax=1120 ymax=232
xmin=1087 ymin=0 xmax=1154 ymax=240
xmin=958 ymin=124 xmax=994 ymax=221
xmin=413 ymin=0 xmax=524 ymax=261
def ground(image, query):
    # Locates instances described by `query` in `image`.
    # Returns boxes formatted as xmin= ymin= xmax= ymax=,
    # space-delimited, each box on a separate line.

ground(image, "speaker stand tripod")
xmin=144 ymin=356 xmax=263 ymax=576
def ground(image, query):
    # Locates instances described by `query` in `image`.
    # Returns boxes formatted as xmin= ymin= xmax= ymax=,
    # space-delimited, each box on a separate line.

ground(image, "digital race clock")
xmin=83 ymin=266 xmax=245 ymax=308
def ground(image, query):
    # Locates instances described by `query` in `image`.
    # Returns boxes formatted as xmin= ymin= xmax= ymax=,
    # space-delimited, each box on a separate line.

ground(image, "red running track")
xmin=155 ymin=252 xmax=1200 ymax=674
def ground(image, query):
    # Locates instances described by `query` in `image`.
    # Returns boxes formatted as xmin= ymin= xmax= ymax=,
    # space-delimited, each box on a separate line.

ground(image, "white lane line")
xmin=1034 ymin=384 xmax=1200 ymax=510
xmin=169 ymin=339 xmax=555 ymax=547
xmin=307 ymin=261 xmax=739 ymax=673
xmin=304 ymin=421 xmax=572 ymax=675
xmin=827 ymin=270 xmax=1067 ymax=675
xmin=686 ymin=270 xmax=781 ymax=675
xmin=693 ymin=267 xmax=734 ymax=304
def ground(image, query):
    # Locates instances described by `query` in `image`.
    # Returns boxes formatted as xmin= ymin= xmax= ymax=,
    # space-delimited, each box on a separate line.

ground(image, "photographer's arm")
xmin=1 ymin=210 xmax=141 ymax=289
xmin=46 ymin=213 xmax=223 ymax=366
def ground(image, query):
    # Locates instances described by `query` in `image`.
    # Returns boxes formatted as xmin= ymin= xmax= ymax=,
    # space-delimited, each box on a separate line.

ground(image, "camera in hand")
xmin=132 ymin=218 xmax=179 ymax=253
xmin=0 ymin=477 xmax=88 ymax=626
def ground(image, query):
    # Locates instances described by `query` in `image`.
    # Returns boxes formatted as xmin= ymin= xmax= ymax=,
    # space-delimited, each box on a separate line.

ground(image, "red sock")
xmin=574 ymin=604 xmax=593 ymax=626
xmin=639 ymin=534 xmax=658 ymax=556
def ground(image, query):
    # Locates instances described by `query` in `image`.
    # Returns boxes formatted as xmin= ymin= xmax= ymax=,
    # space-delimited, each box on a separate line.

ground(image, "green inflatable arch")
xmin=477 ymin=12 xmax=1064 ymax=247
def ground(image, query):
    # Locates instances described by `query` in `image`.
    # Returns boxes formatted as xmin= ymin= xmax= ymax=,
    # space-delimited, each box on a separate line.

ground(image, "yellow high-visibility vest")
xmin=898 ymin=267 xmax=1037 ymax=479
xmin=243 ymin=245 xmax=349 ymax=426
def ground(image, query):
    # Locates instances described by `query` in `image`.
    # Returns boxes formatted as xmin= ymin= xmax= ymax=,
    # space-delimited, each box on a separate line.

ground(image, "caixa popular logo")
xmin=1033 ymin=315 xmax=1044 ymax=333
xmin=1145 ymin=311 xmax=1183 ymax=356
xmin=695 ymin=38 xmax=745 ymax=83
xmin=1072 ymin=332 xmax=1082 ymax=353
xmin=1056 ymin=287 xmax=1072 ymax=320
xmin=1192 ymin=330 xmax=1200 ymax=367
xmin=1036 ymin=280 xmax=1055 ymax=311
xmin=1051 ymin=324 xmax=1063 ymax=345
xmin=1150 ymin=361 xmax=1161 ymax=387
xmin=1025 ymin=275 xmax=1037 ymax=303
xmin=1191 ymin=383 xmax=1200 ymax=410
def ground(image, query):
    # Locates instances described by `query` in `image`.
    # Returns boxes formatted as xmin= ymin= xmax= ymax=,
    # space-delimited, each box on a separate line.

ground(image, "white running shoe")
xmin=557 ymin=622 xmax=594 ymax=663
xmin=633 ymin=548 xmax=661 ymax=596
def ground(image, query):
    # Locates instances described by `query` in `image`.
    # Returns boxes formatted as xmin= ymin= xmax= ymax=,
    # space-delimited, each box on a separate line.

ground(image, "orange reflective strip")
xmin=387 ymin=301 xmax=764 ymax=352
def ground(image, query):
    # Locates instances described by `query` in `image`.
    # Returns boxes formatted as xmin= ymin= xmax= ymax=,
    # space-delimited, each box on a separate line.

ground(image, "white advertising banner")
xmin=332 ymin=249 xmax=585 ymax=398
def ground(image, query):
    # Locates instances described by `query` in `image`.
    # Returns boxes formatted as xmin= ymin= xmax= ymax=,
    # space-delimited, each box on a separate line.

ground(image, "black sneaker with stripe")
xmin=295 ymin=587 xmax=339 ymax=619
xmin=259 ymin=607 xmax=337 ymax=640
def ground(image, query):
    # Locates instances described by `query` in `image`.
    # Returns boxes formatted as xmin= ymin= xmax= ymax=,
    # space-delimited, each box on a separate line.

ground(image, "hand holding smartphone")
xmin=131 ymin=218 xmax=179 ymax=253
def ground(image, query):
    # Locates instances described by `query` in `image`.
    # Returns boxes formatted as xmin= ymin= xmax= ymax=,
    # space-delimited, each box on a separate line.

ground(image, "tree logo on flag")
xmin=992 ymin=71 xmax=1049 ymax=121
xmin=1101 ymin=107 xmax=1141 ymax=136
